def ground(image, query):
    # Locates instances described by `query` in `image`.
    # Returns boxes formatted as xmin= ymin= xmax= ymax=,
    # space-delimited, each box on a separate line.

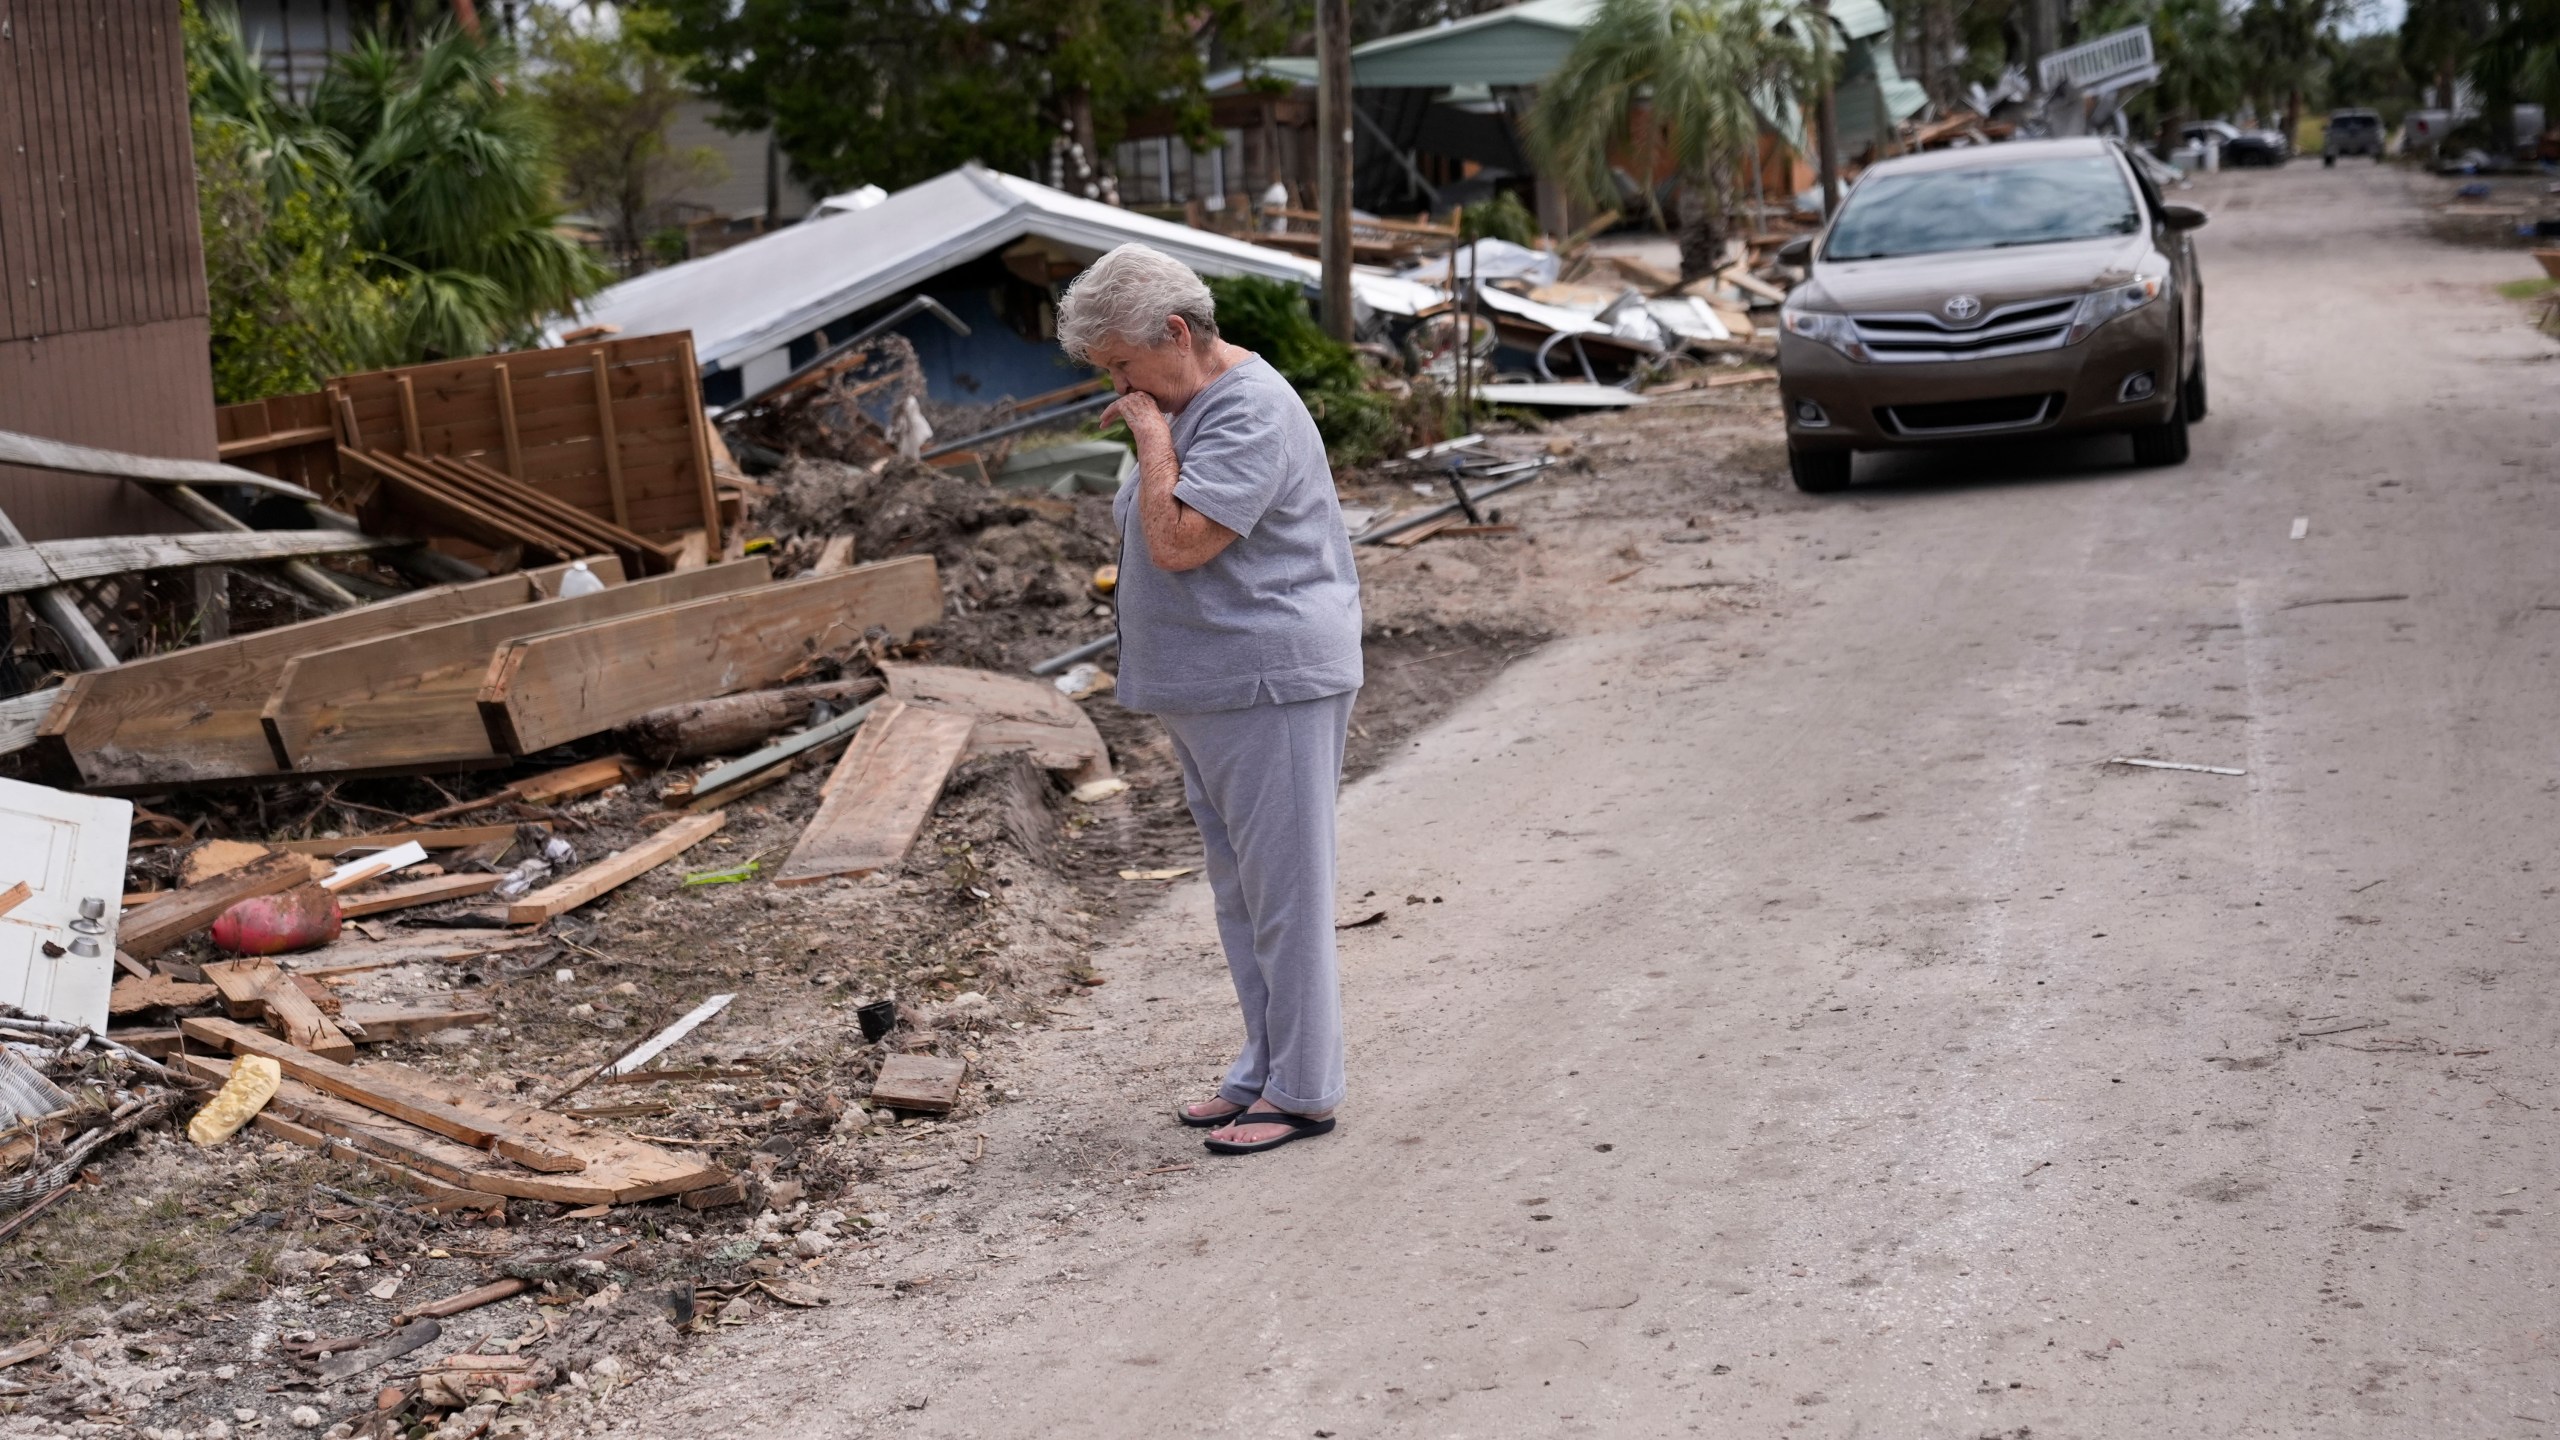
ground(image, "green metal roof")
xmin=1349 ymin=0 xmax=1597 ymax=87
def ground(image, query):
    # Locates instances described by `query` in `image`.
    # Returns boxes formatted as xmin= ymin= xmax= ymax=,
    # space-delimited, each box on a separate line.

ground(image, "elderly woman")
xmin=1057 ymin=243 xmax=1363 ymax=1157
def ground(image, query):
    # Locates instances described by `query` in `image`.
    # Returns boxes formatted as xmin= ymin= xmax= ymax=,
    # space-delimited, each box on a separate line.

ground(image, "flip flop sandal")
xmin=1174 ymin=1101 xmax=1249 ymax=1128
xmin=1202 ymin=1109 xmax=1337 ymax=1155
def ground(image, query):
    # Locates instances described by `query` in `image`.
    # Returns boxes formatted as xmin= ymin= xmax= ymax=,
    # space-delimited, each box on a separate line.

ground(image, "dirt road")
xmin=601 ymin=163 xmax=2558 ymax=1437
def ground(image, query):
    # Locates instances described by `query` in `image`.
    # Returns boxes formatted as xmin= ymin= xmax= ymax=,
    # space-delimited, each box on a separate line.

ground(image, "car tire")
xmin=2130 ymin=407 xmax=2191 ymax=467
xmin=1789 ymin=445 xmax=1853 ymax=493
xmin=2182 ymin=348 xmax=2209 ymax=423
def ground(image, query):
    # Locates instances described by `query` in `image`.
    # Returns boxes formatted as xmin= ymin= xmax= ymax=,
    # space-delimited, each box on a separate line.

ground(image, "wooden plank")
xmin=880 ymin=663 xmax=1111 ymax=776
xmin=338 ymin=1000 xmax=494 ymax=1041
xmin=406 ymin=757 xmax=633 ymax=824
xmin=397 ymin=374 xmax=422 ymax=451
xmin=494 ymin=362 xmax=523 ymax=478
xmin=869 ymin=1054 xmax=967 ymax=1113
xmin=265 ymin=559 xmax=770 ymax=773
xmin=200 ymin=958 xmax=356 ymax=1060
xmin=671 ymin=530 xmax=708 ymax=570
xmin=273 ymin=824 xmax=524 ymax=857
xmin=775 ymin=704 xmax=975 ymax=885
xmin=346 ymin=449 xmax=586 ymax=562
xmin=0 ymin=426 xmax=321 ymax=500
xmin=0 ymin=881 xmax=29 ymax=919
xmin=679 ymin=332 xmax=722 ymax=547
xmin=591 ymin=353 xmax=629 ymax=527
xmin=392 ymin=452 xmax=593 ymax=557
xmin=119 ymin=851 xmax=311 ymax=959
xmin=478 ymin=557 xmax=942 ymax=755
xmin=412 ymin=454 xmax=677 ymax=575
xmin=32 ymin=566 xmax=584 ymax=790
xmin=105 ymin=973 xmax=215 ymax=1015
xmin=505 ymin=813 xmax=725 ymax=925
xmin=180 ymin=1017 xmax=585 ymax=1173
xmin=217 ymin=425 xmax=337 ymax=461
xmin=811 ymin=535 xmax=855 ymax=575
xmin=0 ymin=690 xmax=60 ymax=760
xmin=337 ymin=873 xmax=503 ymax=919
xmin=6 ymin=529 xmax=392 ymax=593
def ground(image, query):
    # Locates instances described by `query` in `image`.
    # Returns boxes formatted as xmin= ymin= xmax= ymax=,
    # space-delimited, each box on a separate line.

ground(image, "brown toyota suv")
xmin=1775 ymin=137 xmax=2208 ymax=492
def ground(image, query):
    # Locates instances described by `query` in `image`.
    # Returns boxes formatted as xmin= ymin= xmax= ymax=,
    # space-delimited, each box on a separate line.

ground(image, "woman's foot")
xmin=1175 ymin=1097 xmax=1248 ymax=1127
xmin=1206 ymin=1100 xmax=1335 ymax=1148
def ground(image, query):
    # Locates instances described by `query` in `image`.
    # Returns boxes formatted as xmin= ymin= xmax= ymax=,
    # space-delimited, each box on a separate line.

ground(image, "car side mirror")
xmin=1777 ymin=235 xmax=1815 ymax=266
xmin=2161 ymin=204 xmax=2208 ymax=232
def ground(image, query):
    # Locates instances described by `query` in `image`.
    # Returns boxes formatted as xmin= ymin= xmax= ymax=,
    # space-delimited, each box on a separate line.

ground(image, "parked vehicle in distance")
xmin=2324 ymin=109 xmax=2386 ymax=164
xmin=1773 ymin=137 xmax=2208 ymax=493
xmin=2180 ymin=120 xmax=2289 ymax=167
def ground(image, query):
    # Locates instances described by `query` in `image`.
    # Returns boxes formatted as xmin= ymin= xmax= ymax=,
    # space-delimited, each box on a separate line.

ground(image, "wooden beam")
xmin=273 ymin=824 xmax=526 ymax=856
xmin=203 ymin=958 xmax=357 ymax=1060
xmin=0 ymin=880 xmax=31 ymax=919
xmin=180 ymin=1016 xmax=585 ymax=1173
xmin=32 ymin=562 xmax=605 ymax=791
xmin=775 ymin=703 xmax=975 ymax=885
xmin=396 ymin=375 xmax=423 ymax=453
xmin=264 ymin=560 xmax=770 ymax=774
xmin=405 ymin=757 xmax=633 ymax=825
xmin=338 ymin=1000 xmax=495 ymax=1041
xmin=0 ymin=530 xmax=393 ymax=595
xmin=150 ymin=484 xmax=364 ymax=614
xmin=337 ymin=873 xmax=504 ymax=918
xmin=0 ymin=504 xmax=117 ymax=672
xmin=0 ymin=691 xmax=57 ymax=760
xmin=217 ymin=426 xmax=337 ymax=461
xmin=678 ymin=333 xmax=723 ymax=547
xmin=119 ymin=851 xmax=314 ymax=959
xmin=881 ymin=662 xmax=1111 ymax=776
xmin=477 ymin=557 xmax=942 ymax=755
xmin=591 ymin=354 xmax=630 ymax=528
xmin=493 ymin=363 xmax=523 ymax=479
xmin=505 ymin=812 xmax=725 ymax=925
xmin=0 ymin=426 xmax=324 ymax=501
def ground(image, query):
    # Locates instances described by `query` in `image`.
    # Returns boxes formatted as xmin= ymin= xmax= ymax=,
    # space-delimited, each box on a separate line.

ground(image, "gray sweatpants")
xmin=1159 ymin=689 xmax=1355 ymax=1114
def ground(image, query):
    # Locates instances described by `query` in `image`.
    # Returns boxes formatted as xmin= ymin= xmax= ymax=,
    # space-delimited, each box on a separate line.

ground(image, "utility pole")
xmin=1812 ymin=0 xmax=1841 ymax=217
xmin=1317 ymin=0 xmax=1355 ymax=342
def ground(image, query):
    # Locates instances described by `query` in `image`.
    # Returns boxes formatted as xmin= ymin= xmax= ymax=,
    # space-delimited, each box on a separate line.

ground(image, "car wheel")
xmin=1789 ymin=444 xmax=1853 ymax=493
xmin=2130 ymin=407 xmax=2191 ymax=467
xmin=2182 ymin=348 xmax=2209 ymax=423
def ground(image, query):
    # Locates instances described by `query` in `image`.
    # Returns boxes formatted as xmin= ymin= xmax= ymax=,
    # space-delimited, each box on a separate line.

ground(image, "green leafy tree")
xmin=310 ymin=29 xmax=613 ymax=356
xmin=526 ymin=8 xmax=722 ymax=274
xmin=193 ymin=12 xmax=610 ymax=367
xmin=187 ymin=5 xmax=403 ymax=403
xmin=1529 ymin=0 xmax=1835 ymax=280
xmin=636 ymin=0 xmax=1297 ymax=197
xmin=2237 ymin=0 xmax=2355 ymax=137
xmin=1202 ymin=276 xmax=1396 ymax=464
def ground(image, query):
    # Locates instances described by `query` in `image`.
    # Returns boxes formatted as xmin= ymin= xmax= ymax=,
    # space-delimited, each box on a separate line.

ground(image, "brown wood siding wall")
xmin=0 ymin=0 xmax=217 ymax=541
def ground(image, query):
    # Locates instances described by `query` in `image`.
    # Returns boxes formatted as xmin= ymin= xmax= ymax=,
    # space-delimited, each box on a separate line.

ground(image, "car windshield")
xmin=1823 ymin=155 xmax=2141 ymax=261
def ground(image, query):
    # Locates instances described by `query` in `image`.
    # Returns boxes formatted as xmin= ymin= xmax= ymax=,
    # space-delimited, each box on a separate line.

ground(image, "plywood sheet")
xmin=775 ymin=704 xmax=975 ymax=885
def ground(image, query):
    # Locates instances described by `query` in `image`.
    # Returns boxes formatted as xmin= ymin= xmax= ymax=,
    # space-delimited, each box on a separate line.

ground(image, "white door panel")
xmin=0 ymin=776 xmax=130 ymax=1031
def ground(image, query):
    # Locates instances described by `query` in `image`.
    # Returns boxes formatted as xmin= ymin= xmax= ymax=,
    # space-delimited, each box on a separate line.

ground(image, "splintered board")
xmin=879 ymin=663 xmax=1110 ymax=776
xmin=477 ymin=556 xmax=942 ymax=756
xmin=505 ymin=812 xmax=725 ymax=925
xmin=264 ymin=559 xmax=772 ymax=774
xmin=0 ymin=776 xmax=131 ymax=1031
xmin=775 ymin=702 xmax=976 ymax=885
xmin=33 ymin=560 xmax=618 ymax=791
xmin=187 ymin=1056 xmax=725 ymax=1205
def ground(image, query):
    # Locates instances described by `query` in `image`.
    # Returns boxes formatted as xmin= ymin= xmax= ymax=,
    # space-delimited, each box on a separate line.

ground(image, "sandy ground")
xmin=579 ymin=161 xmax=2560 ymax=1438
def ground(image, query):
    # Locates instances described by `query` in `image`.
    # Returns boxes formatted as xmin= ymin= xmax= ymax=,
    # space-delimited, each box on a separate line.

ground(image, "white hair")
xmin=1055 ymin=244 xmax=1219 ymax=361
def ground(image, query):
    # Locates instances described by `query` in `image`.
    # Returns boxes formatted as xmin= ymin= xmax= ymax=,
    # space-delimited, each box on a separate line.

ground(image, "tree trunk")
xmin=621 ymin=678 xmax=884 ymax=763
xmin=1675 ymin=180 xmax=1723 ymax=283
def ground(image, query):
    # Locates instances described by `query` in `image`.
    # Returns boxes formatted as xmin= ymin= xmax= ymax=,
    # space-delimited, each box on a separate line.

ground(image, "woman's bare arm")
xmin=1104 ymin=390 xmax=1237 ymax=572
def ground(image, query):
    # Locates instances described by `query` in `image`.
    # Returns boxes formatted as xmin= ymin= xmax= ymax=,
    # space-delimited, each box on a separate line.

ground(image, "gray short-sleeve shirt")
xmin=1110 ymin=355 xmax=1364 ymax=714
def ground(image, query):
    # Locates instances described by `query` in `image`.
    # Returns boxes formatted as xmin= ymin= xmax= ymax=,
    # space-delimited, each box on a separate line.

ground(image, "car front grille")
xmin=1877 ymin=392 xmax=2064 ymax=435
xmin=1848 ymin=296 xmax=2080 ymax=363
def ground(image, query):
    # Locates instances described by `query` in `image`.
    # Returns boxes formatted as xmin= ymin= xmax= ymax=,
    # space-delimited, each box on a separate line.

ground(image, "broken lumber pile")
xmin=341 ymin=448 xmax=679 ymax=577
xmin=33 ymin=559 xmax=614 ymax=790
xmin=261 ymin=559 xmax=770 ymax=773
xmin=479 ymin=556 xmax=942 ymax=754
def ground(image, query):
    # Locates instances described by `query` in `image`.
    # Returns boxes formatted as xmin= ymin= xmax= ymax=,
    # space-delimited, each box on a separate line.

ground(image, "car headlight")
xmin=1781 ymin=306 xmax=1868 ymax=361
xmin=2065 ymin=275 xmax=2165 ymax=343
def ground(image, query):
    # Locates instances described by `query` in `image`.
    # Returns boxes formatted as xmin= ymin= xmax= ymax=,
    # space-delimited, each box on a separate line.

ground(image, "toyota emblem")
xmin=1942 ymin=294 xmax=1983 ymax=321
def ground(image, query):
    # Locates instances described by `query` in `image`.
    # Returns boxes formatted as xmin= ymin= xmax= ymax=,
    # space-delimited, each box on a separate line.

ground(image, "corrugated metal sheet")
xmin=1349 ymin=0 xmax=1593 ymax=88
xmin=0 ymin=0 xmax=216 ymax=541
xmin=564 ymin=165 xmax=1440 ymax=385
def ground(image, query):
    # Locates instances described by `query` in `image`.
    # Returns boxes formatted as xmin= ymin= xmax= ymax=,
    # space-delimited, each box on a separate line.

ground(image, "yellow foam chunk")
xmin=187 ymin=1055 xmax=281 ymax=1146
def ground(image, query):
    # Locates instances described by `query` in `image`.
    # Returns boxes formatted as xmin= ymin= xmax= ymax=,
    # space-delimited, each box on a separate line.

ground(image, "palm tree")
xmin=191 ymin=14 xmax=610 ymax=363
xmin=311 ymin=29 xmax=611 ymax=358
xmin=1530 ymin=0 xmax=1837 ymax=281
